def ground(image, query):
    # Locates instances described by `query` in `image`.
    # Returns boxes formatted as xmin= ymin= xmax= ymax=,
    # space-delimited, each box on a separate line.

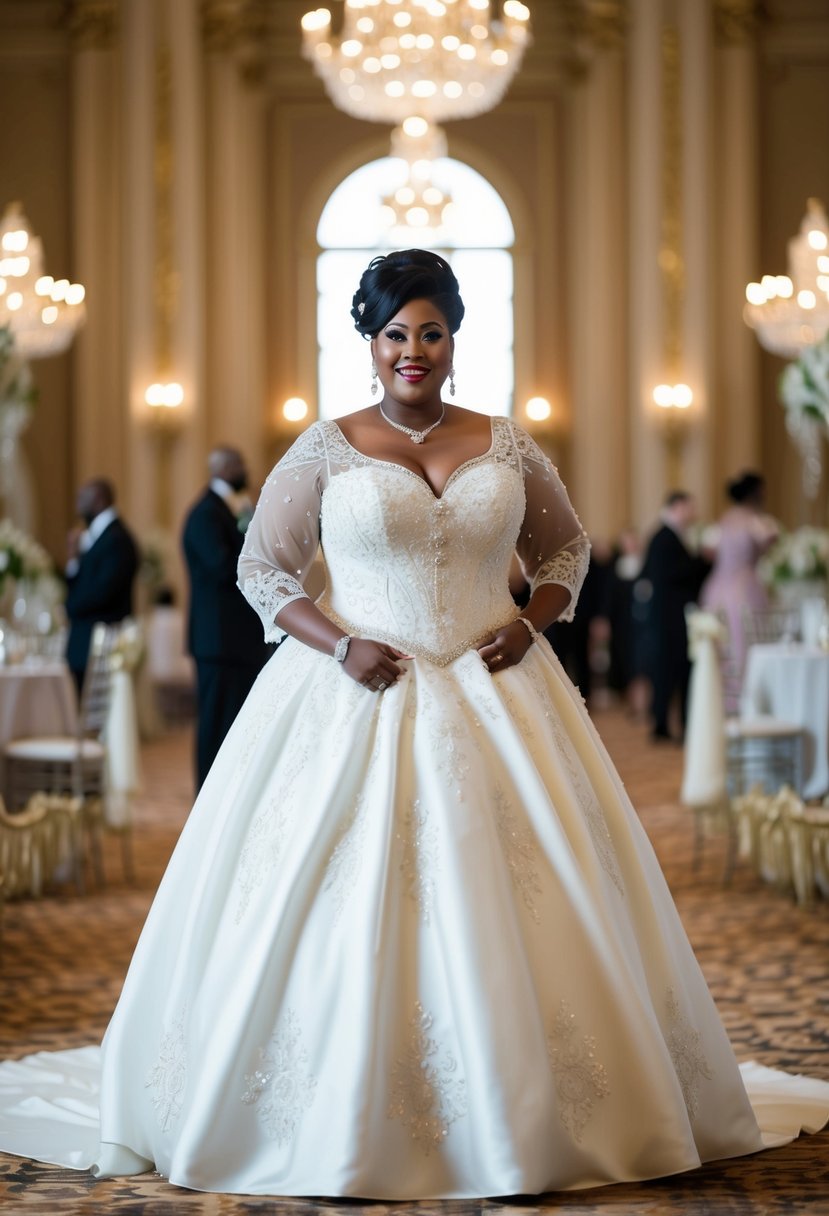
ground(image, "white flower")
xmin=780 ymin=337 xmax=829 ymax=424
xmin=762 ymin=526 xmax=829 ymax=585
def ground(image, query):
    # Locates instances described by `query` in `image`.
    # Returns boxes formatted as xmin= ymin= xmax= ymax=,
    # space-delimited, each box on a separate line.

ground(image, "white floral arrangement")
xmin=758 ymin=526 xmax=829 ymax=586
xmin=0 ymin=517 xmax=54 ymax=589
xmin=779 ymin=336 xmax=829 ymax=426
xmin=0 ymin=324 xmax=35 ymax=410
xmin=109 ymin=618 xmax=145 ymax=672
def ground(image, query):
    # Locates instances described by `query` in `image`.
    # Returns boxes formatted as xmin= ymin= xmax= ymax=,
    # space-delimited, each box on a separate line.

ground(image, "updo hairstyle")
xmin=351 ymin=249 xmax=465 ymax=338
xmin=727 ymin=471 xmax=764 ymax=504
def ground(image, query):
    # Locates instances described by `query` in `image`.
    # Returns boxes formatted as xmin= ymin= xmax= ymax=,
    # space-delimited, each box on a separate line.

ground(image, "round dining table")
xmin=0 ymin=660 xmax=78 ymax=803
xmin=740 ymin=642 xmax=829 ymax=799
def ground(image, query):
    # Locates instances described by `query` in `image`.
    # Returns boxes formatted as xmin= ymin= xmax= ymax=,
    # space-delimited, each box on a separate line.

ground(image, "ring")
xmin=493 ymin=653 xmax=503 ymax=663
xmin=377 ymin=681 xmax=388 ymax=690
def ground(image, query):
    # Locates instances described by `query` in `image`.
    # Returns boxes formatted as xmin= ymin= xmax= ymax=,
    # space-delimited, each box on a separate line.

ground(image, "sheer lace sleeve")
xmin=506 ymin=420 xmax=590 ymax=623
xmin=237 ymin=425 xmax=330 ymax=642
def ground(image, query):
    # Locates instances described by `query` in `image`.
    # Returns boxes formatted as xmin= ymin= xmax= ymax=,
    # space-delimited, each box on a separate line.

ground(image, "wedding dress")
xmin=0 ymin=418 xmax=827 ymax=1198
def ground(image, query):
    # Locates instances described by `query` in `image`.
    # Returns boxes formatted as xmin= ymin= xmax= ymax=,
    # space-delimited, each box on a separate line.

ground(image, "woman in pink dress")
xmin=700 ymin=472 xmax=779 ymax=701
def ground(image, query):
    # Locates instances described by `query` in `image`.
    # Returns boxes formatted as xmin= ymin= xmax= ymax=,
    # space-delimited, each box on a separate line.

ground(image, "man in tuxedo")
xmin=65 ymin=478 xmax=140 ymax=695
xmin=638 ymin=491 xmax=710 ymax=743
xmin=182 ymin=446 xmax=273 ymax=790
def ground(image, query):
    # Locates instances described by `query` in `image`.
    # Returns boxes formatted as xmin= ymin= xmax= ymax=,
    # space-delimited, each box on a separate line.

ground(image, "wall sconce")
xmin=145 ymin=381 xmax=184 ymax=414
xmin=525 ymin=396 xmax=552 ymax=423
xmin=282 ymin=396 xmax=309 ymax=423
xmin=145 ymin=381 xmax=184 ymax=528
xmin=652 ymin=382 xmax=693 ymax=487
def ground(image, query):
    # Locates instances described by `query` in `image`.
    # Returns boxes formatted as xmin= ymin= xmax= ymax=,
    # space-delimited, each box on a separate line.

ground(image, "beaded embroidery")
xmin=493 ymin=784 xmax=543 ymax=923
xmin=547 ymin=1000 xmax=610 ymax=1142
xmin=398 ymin=797 xmax=440 ymax=925
xmin=388 ymin=1002 xmax=468 ymax=1154
xmin=145 ymin=1012 xmax=187 ymax=1132
xmin=241 ymin=1010 xmax=317 ymax=1143
xmin=665 ymin=987 xmax=712 ymax=1118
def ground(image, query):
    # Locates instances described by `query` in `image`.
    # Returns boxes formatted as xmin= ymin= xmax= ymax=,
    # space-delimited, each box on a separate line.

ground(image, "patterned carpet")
xmin=0 ymin=708 xmax=827 ymax=1215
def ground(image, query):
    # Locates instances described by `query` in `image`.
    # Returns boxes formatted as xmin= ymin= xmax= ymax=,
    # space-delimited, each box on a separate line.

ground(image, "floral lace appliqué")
xmin=665 ymin=987 xmax=712 ymax=1118
xmin=323 ymin=788 xmax=370 ymax=920
xmin=538 ymin=687 xmax=624 ymax=897
xmin=239 ymin=567 xmax=308 ymax=642
xmin=547 ymin=1000 xmax=609 ymax=1142
xmin=531 ymin=546 xmax=590 ymax=623
xmin=388 ymin=1002 xmax=467 ymax=1154
xmin=398 ymin=797 xmax=440 ymax=925
xmin=242 ymin=1010 xmax=317 ymax=1143
xmin=145 ymin=1012 xmax=187 ymax=1132
xmin=493 ymin=784 xmax=543 ymax=923
xmin=235 ymin=789 xmax=296 ymax=923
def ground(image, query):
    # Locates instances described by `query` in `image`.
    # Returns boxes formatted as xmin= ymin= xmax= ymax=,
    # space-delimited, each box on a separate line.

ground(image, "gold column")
xmin=148 ymin=39 xmax=183 ymax=531
xmin=68 ymin=0 xmax=122 ymax=486
xmin=657 ymin=23 xmax=689 ymax=491
xmin=567 ymin=1 xmax=630 ymax=540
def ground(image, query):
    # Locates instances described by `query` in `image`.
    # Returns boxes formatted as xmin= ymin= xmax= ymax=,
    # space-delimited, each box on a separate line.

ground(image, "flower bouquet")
xmin=779 ymin=337 xmax=829 ymax=497
xmin=0 ymin=518 xmax=64 ymax=643
xmin=759 ymin=526 xmax=829 ymax=606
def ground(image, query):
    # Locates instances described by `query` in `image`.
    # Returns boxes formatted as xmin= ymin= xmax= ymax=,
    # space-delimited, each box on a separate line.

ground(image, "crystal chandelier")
xmin=301 ymin=1 xmax=532 ymax=233
xmin=301 ymin=1 xmax=532 ymax=125
xmin=744 ymin=199 xmax=829 ymax=359
xmin=0 ymin=202 xmax=86 ymax=360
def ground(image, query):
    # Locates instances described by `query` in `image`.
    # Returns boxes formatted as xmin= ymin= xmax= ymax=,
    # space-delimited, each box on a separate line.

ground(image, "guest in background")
xmin=638 ymin=491 xmax=710 ymax=742
xmin=700 ymin=471 xmax=779 ymax=701
xmin=182 ymin=446 xmax=273 ymax=790
xmin=544 ymin=539 xmax=613 ymax=705
xmin=606 ymin=527 xmax=650 ymax=717
xmin=65 ymin=477 xmax=139 ymax=696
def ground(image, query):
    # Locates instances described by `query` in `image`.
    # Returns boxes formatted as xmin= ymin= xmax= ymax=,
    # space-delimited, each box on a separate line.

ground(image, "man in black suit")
xmin=638 ymin=491 xmax=710 ymax=743
xmin=182 ymin=446 xmax=273 ymax=790
xmin=65 ymin=478 xmax=139 ymax=696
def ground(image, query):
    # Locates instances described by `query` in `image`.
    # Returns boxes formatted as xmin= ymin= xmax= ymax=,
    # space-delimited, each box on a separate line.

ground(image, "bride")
xmin=0 ymin=249 xmax=826 ymax=1198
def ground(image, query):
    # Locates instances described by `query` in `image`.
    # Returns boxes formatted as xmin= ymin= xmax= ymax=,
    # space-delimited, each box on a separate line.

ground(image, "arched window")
xmin=316 ymin=157 xmax=515 ymax=420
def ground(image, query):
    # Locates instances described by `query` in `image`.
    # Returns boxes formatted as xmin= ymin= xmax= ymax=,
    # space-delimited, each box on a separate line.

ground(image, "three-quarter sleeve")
xmin=508 ymin=422 xmax=590 ymax=623
xmin=237 ymin=426 xmax=328 ymax=642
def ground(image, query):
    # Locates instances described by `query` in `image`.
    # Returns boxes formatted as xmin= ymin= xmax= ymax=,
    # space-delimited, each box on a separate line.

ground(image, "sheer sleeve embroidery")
xmin=505 ymin=420 xmax=590 ymax=623
xmin=237 ymin=425 xmax=329 ymax=642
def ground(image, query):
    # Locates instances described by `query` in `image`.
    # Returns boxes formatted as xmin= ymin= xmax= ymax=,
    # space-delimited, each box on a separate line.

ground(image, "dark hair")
xmin=727 ymin=471 xmax=764 ymax=504
xmin=664 ymin=490 xmax=691 ymax=508
xmin=351 ymin=249 xmax=465 ymax=338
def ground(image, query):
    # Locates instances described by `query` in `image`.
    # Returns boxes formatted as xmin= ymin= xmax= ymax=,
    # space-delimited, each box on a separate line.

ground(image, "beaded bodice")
xmin=238 ymin=418 xmax=589 ymax=666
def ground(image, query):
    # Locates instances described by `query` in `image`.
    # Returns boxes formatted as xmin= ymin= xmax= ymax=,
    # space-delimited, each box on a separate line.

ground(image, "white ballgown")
xmin=0 ymin=417 xmax=827 ymax=1198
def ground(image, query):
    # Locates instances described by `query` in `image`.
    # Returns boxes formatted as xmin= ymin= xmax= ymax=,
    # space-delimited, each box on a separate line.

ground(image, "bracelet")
xmin=516 ymin=616 xmax=541 ymax=645
xmin=333 ymin=635 xmax=351 ymax=663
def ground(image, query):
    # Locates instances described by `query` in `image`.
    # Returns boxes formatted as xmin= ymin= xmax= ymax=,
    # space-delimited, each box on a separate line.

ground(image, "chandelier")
xmin=744 ymin=198 xmax=829 ymax=359
xmin=301 ymin=1 xmax=531 ymax=125
xmin=301 ymin=1 xmax=531 ymax=233
xmin=0 ymin=202 xmax=86 ymax=360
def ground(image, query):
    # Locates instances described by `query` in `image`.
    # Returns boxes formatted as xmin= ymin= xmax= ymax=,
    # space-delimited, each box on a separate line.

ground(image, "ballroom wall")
xmin=0 ymin=0 xmax=828 ymax=595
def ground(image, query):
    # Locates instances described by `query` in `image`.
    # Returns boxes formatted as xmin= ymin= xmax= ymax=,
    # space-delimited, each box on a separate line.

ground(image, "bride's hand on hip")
xmin=343 ymin=639 xmax=410 ymax=693
xmin=478 ymin=621 xmax=534 ymax=673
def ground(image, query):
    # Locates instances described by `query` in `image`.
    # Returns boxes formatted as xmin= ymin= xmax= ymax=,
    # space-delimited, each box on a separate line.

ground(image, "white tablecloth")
xmin=0 ymin=661 xmax=78 ymax=801
xmin=741 ymin=643 xmax=829 ymax=799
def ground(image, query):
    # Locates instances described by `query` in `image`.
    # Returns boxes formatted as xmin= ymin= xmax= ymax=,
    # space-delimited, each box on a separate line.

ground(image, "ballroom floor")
xmin=0 ymin=707 xmax=827 ymax=1214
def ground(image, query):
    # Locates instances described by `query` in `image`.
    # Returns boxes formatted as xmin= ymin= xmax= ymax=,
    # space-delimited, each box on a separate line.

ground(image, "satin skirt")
xmin=1 ymin=639 xmax=826 ymax=1197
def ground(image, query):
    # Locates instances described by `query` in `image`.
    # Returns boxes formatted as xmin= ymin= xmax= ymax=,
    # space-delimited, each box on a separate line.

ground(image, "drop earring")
xmin=449 ymin=367 xmax=456 ymax=398
xmin=371 ymin=360 xmax=378 ymax=396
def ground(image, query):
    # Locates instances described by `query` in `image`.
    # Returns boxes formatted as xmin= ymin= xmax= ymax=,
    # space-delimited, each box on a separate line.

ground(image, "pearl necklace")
xmin=379 ymin=402 xmax=445 ymax=444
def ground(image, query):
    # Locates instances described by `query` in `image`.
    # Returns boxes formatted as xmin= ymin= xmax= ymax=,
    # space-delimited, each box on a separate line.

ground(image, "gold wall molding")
xmin=714 ymin=0 xmax=761 ymax=46
xmin=562 ymin=0 xmax=628 ymax=82
xmin=67 ymin=0 xmax=119 ymax=51
xmin=201 ymin=0 xmax=272 ymax=83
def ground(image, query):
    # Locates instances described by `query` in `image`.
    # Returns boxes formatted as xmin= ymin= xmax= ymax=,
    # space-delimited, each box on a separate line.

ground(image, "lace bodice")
xmin=238 ymin=417 xmax=589 ymax=665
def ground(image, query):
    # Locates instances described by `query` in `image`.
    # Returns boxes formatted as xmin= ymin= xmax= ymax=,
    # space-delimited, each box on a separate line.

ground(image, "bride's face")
xmin=371 ymin=297 xmax=454 ymax=413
